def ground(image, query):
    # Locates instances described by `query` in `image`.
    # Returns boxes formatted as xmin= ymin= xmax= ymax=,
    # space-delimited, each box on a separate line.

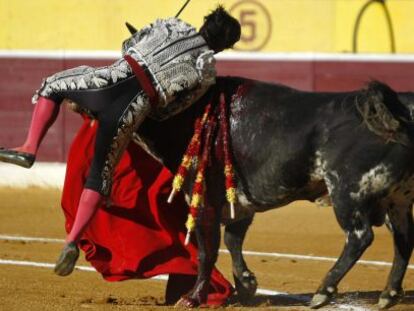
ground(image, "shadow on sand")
xmin=228 ymin=290 xmax=414 ymax=309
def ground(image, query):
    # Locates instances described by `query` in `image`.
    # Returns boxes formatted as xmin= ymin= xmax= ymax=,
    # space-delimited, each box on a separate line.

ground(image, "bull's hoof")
xmin=378 ymin=289 xmax=403 ymax=309
xmin=310 ymin=287 xmax=336 ymax=309
xmin=234 ymin=270 xmax=258 ymax=302
xmin=175 ymin=296 xmax=200 ymax=308
xmin=310 ymin=293 xmax=330 ymax=309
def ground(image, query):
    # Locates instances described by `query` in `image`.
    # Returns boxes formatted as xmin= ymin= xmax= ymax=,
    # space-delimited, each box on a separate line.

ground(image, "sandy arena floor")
xmin=0 ymin=187 xmax=414 ymax=311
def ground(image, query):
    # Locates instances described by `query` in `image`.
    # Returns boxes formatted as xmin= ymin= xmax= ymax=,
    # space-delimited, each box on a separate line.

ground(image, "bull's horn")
xmin=125 ymin=22 xmax=137 ymax=34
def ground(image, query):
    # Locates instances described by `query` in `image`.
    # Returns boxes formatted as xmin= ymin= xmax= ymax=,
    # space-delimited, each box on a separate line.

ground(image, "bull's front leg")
xmin=176 ymin=203 xmax=222 ymax=308
xmin=224 ymin=216 xmax=257 ymax=302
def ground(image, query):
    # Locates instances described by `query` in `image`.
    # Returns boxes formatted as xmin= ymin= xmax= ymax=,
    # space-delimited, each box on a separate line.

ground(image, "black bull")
xmin=135 ymin=76 xmax=414 ymax=309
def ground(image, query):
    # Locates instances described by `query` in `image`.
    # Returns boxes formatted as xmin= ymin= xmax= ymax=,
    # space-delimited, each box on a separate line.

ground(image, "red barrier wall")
xmin=1 ymin=56 xmax=414 ymax=162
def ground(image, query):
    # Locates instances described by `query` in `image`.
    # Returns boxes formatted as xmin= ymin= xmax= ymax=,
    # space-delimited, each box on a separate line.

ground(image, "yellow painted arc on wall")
xmin=334 ymin=0 xmax=399 ymax=53
xmin=0 ymin=0 xmax=413 ymax=53
xmin=356 ymin=4 xmax=393 ymax=53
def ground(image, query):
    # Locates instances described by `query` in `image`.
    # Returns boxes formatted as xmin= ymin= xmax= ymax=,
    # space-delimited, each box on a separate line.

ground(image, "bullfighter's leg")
xmin=378 ymin=204 xmax=414 ymax=309
xmin=0 ymin=60 xmax=133 ymax=168
xmin=176 ymin=203 xmax=222 ymax=308
xmin=310 ymin=198 xmax=374 ymax=309
xmin=55 ymin=92 xmax=150 ymax=276
xmin=224 ymin=216 xmax=257 ymax=302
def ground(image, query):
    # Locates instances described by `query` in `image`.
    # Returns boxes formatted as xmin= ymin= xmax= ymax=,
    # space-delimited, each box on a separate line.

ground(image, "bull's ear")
xmin=125 ymin=22 xmax=137 ymax=34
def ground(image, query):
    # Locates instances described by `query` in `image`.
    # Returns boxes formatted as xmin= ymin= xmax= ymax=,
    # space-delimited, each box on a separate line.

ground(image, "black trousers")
xmin=55 ymin=76 xmax=148 ymax=195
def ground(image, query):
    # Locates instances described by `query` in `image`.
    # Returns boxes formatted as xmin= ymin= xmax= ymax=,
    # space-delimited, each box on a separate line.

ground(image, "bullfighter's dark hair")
xmin=199 ymin=6 xmax=241 ymax=53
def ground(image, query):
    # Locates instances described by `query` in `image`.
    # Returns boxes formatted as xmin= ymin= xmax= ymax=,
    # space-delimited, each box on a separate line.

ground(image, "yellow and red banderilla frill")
xmin=220 ymin=93 xmax=236 ymax=219
xmin=167 ymin=104 xmax=211 ymax=204
xmin=168 ymin=93 xmax=237 ymax=245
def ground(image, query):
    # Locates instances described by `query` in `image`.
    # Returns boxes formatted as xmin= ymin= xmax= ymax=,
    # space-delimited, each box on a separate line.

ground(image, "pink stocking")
xmin=16 ymin=96 xmax=60 ymax=155
xmin=66 ymin=188 xmax=103 ymax=243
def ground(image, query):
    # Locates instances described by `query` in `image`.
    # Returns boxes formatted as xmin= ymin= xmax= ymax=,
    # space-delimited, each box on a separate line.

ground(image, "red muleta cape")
xmin=60 ymin=117 xmax=233 ymax=305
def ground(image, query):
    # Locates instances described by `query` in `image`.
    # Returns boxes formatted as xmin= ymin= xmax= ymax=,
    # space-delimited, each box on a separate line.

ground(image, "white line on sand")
xmin=0 ymin=234 xmax=411 ymax=270
xmin=0 ymin=258 xmax=370 ymax=311
xmin=0 ymin=235 xmax=64 ymax=243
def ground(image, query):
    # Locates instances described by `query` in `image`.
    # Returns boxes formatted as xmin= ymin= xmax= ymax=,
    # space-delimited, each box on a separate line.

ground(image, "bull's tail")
xmin=356 ymin=80 xmax=412 ymax=146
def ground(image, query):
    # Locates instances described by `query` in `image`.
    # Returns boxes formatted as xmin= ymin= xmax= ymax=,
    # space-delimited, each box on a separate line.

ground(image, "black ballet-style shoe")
xmin=54 ymin=242 xmax=80 ymax=277
xmin=0 ymin=148 xmax=35 ymax=168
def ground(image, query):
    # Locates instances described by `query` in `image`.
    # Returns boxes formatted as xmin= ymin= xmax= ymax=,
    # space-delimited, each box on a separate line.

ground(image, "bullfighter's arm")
xmin=149 ymin=50 xmax=217 ymax=121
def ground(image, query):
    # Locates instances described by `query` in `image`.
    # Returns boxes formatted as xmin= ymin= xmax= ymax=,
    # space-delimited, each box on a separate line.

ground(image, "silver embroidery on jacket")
xmin=150 ymin=50 xmax=215 ymax=120
xmin=123 ymin=18 xmax=216 ymax=107
xmin=32 ymin=59 xmax=132 ymax=104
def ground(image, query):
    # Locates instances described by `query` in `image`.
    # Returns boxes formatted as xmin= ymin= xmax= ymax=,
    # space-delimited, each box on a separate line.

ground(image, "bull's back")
xmin=225 ymin=79 xmax=349 ymax=208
